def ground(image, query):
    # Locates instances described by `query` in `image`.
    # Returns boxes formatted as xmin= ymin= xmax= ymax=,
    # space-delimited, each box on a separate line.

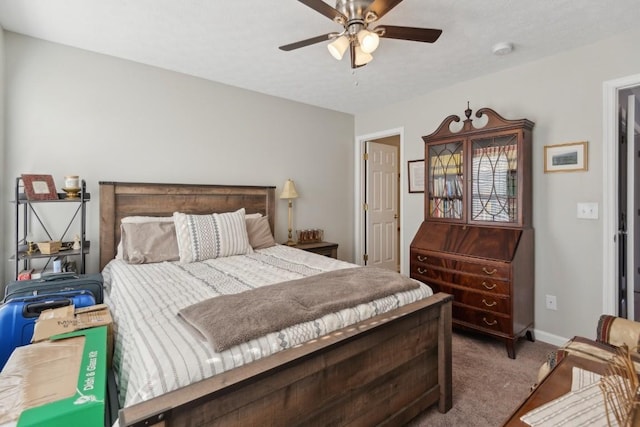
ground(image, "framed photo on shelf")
xmin=21 ymin=174 xmax=59 ymax=200
xmin=408 ymin=159 xmax=425 ymax=193
xmin=544 ymin=141 xmax=588 ymax=173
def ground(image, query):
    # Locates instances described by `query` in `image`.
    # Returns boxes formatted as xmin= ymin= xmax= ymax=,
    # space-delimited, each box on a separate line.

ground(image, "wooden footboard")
xmin=118 ymin=292 xmax=453 ymax=427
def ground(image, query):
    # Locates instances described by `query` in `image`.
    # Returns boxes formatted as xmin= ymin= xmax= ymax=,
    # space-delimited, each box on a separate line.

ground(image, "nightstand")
xmin=292 ymin=241 xmax=338 ymax=259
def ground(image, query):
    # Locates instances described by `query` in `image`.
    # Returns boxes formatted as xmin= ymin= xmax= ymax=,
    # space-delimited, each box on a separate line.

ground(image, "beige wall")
xmin=2 ymin=32 xmax=355 ymax=284
xmin=355 ymin=28 xmax=640 ymax=343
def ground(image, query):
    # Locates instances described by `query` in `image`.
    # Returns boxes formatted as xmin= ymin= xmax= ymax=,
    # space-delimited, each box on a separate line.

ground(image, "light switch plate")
xmin=577 ymin=202 xmax=598 ymax=219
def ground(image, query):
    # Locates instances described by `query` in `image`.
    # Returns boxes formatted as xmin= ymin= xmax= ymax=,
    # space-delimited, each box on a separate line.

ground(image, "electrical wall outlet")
xmin=545 ymin=294 xmax=557 ymax=310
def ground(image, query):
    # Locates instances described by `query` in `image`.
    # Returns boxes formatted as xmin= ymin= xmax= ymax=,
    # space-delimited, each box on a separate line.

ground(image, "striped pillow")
xmin=173 ymin=208 xmax=253 ymax=263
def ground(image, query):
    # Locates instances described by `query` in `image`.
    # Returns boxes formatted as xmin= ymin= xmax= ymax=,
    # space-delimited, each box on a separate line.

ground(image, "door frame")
xmin=603 ymin=73 xmax=640 ymax=315
xmin=354 ymin=127 xmax=405 ymax=273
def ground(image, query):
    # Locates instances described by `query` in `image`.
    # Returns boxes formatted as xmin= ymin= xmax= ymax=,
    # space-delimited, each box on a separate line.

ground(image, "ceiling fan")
xmin=279 ymin=0 xmax=442 ymax=69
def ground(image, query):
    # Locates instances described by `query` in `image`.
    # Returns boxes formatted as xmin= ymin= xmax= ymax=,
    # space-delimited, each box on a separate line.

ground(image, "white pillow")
xmin=173 ymin=208 xmax=253 ymax=263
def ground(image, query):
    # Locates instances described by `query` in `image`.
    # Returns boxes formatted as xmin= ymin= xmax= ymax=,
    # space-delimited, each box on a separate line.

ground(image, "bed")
xmin=99 ymin=181 xmax=453 ymax=427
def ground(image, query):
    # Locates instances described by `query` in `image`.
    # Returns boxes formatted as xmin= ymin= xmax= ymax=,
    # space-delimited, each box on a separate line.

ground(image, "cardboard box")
xmin=0 ymin=326 xmax=107 ymax=426
xmin=32 ymin=304 xmax=113 ymax=367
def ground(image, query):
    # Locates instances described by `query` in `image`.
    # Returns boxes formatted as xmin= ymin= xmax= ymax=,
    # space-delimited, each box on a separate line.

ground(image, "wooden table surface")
xmin=502 ymin=353 xmax=609 ymax=426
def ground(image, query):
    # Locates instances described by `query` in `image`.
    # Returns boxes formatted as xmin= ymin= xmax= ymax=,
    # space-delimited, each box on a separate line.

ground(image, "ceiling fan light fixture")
xmin=280 ymin=0 xmax=444 ymax=70
xmin=328 ymin=35 xmax=350 ymax=60
xmin=354 ymin=45 xmax=373 ymax=66
xmin=357 ymin=29 xmax=380 ymax=53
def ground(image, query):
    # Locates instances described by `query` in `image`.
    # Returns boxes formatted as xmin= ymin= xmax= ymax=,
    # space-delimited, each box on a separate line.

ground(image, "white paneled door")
xmin=366 ymin=141 xmax=399 ymax=271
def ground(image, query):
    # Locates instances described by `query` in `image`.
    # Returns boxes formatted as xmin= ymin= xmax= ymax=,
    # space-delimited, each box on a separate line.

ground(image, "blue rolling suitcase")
xmin=4 ymin=272 xmax=104 ymax=304
xmin=0 ymin=289 xmax=96 ymax=370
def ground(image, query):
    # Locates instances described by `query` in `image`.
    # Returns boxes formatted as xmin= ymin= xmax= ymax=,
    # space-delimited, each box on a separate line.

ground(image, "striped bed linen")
xmin=104 ymin=244 xmax=433 ymax=409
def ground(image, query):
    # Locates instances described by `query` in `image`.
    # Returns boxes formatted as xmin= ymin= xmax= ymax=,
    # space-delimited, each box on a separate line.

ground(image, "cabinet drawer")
xmin=411 ymin=251 xmax=510 ymax=280
xmin=456 ymin=275 xmax=510 ymax=295
xmin=453 ymin=305 xmax=512 ymax=335
xmin=309 ymin=247 xmax=337 ymax=258
xmin=410 ymin=251 xmax=443 ymax=268
xmin=420 ymin=282 xmax=510 ymax=315
xmin=451 ymin=288 xmax=510 ymax=315
xmin=294 ymin=242 xmax=338 ymax=259
xmin=410 ymin=264 xmax=510 ymax=295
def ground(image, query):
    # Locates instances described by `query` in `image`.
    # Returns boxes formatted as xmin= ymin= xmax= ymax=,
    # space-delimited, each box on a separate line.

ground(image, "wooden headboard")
xmin=99 ymin=181 xmax=276 ymax=270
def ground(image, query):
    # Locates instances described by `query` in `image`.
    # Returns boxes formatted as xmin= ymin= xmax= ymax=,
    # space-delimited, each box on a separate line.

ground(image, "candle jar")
xmin=64 ymin=175 xmax=80 ymax=189
xmin=63 ymin=175 xmax=81 ymax=199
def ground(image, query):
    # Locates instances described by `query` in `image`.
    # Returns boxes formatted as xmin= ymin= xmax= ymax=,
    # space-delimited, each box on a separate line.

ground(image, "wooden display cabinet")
xmin=410 ymin=106 xmax=534 ymax=358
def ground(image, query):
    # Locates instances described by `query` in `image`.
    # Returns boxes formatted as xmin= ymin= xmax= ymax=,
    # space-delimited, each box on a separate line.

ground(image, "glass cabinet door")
xmin=427 ymin=141 xmax=464 ymax=220
xmin=470 ymin=133 xmax=518 ymax=223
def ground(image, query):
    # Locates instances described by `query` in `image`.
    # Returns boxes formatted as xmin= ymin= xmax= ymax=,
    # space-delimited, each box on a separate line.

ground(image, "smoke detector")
xmin=492 ymin=42 xmax=513 ymax=56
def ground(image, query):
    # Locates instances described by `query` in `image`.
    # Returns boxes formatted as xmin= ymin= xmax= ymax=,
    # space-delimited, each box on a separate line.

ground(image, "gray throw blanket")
xmin=177 ymin=266 xmax=420 ymax=352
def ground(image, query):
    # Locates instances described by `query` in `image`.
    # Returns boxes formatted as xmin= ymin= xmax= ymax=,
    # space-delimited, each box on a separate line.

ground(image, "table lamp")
xmin=280 ymin=179 xmax=299 ymax=245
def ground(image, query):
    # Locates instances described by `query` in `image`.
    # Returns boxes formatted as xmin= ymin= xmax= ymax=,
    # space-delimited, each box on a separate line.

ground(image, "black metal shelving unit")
xmin=12 ymin=177 xmax=90 ymax=279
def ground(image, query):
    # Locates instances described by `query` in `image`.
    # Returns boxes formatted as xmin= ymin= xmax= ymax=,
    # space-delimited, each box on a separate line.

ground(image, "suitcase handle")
xmin=22 ymin=298 xmax=72 ymax=318
xmin=39 ymin=272 xmax=79 ymax=282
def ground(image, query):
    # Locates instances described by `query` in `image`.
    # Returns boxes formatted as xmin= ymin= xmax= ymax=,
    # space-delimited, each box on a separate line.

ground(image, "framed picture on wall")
xmin=21 ymin=174 xmax=59 ymax=200
xmin=408 ymin=159 xmax=425 ymax=193
xmin=544 ymin=141 xmax=588 ymax=173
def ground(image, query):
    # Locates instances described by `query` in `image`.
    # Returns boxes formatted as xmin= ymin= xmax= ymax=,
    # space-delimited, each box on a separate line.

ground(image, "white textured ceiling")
xmin=1 ymin=0 xmax=639 ymax=114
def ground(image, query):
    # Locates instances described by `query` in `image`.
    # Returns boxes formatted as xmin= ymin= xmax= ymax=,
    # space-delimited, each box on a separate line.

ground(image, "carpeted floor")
xmin=408 ymin=331 xmax=558 ymax=426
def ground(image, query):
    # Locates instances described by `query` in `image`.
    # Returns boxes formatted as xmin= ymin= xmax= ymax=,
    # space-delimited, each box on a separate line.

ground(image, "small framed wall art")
xmin=543 ymin=141 xmax=588 ymax=173
xmin=21 ymin=174 xmax=59 ymax=200
xmin=408 ymin=159 xmax=425 ymax=193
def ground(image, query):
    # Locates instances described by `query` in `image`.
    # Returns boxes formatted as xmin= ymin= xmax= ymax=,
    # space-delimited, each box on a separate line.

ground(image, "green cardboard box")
xmin=0 ymin=326 xmax=107 ymax=426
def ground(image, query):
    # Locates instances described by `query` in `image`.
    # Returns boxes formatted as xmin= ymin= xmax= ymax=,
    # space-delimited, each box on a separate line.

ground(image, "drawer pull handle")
xmin=417 ymin=255 xmax=427 ymax=262
xmin=417 ymin=267 xmax=427 ymax=274
xmin=483 ymin=317 xmax=498 ymax=326
xmin=482 ymin=267 xmax=498 ymax=275
xmin=482 ymin=299 xmax=497 ymax=307
xmin=482 ymin=281 xmax=496 ymax=290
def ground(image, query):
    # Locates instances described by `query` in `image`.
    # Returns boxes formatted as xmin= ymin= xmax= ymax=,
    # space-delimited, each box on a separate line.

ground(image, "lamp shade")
xmin=354 ymin=46 xmax=373 ymax=66
xmin=327 ymin=35 xmax=350 ymax=60
xmin=357 ymin=29 xmax=379 ymax=54
xmin=280 ymin=179 xmax=299 ymax=199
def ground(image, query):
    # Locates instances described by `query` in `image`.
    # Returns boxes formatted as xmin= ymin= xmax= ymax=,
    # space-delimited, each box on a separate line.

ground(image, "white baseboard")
xmin=533 ymin=329 xmax=569 ymax=347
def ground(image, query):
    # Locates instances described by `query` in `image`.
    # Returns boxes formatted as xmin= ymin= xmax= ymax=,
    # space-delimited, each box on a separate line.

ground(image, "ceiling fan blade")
xmin=298 ymin=0 xmax=347 ymax=23
xmin=376 ymin=25 xmax=443 ymax=43
xmin=279 ymin=34 xmax=333 ymax=51
xmin=366 ymin=0 xmax=405 ymax=20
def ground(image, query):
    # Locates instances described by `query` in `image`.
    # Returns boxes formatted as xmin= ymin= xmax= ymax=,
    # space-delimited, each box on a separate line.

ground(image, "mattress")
xmin=104 ymin=244 xmax=433 ymax=409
